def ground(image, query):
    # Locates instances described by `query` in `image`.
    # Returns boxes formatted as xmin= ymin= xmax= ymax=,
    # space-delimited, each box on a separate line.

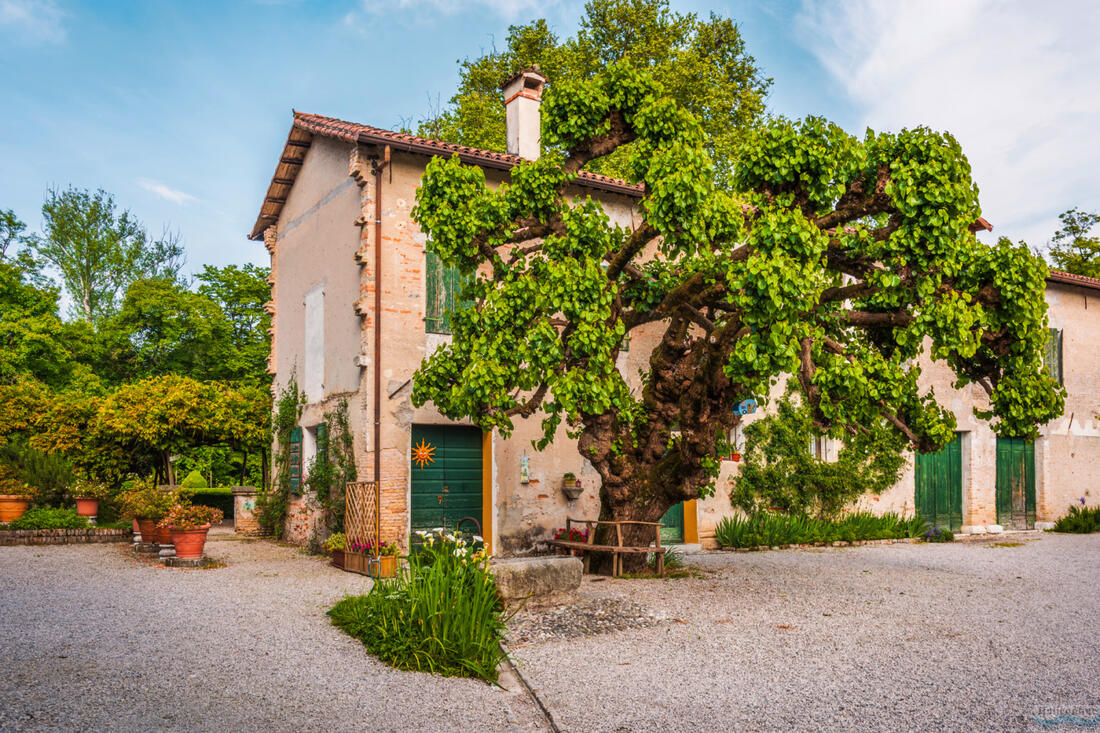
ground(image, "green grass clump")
xmin=1052 ymin=503 xmax=1100 ymax=533
xmin=328 ymin=530 xmax=508 ymax=683
xmin=5 ymin=506 xmax=89 ymax=530
xmin=714 ymin=511 xmax=929 ymax=548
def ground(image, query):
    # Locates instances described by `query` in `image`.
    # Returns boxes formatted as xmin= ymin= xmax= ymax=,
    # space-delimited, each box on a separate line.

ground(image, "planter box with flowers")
xmin=552 ymin=526 xmax=589 ymax=556
xmin=343 ymin=539 xmax=401 ymax=578
xmin=324 ymin=532 xmax=347 ymax=569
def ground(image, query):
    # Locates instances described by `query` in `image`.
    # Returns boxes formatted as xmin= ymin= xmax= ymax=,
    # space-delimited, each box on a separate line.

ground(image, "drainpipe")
xmin=372 ymin=146 xmax=391 ymax=497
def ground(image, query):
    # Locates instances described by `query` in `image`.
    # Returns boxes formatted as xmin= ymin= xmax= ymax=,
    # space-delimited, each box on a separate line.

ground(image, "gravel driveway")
xmin=511 ymin=533 xmax=1100 ymax=732
xmin=0 ymin=535 xmax=547 ymax=732
xmin=2 ymin=533 xmax=1097 ymax=732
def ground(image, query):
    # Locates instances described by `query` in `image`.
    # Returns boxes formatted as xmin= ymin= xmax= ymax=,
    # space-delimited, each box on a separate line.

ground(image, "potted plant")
xmin=117 ymin=478 xmax=176 ymax=543
xmin=0 ymin=473 xmax=35 ymax=523
xmin=71 ymin=476 xmax=111 ymax=521
xmin=561 ymin=472 xmax=583 ymax=501
xmin=158 ymin=504 xmax=224 ymax=559
xmin=324 ymin=532 xmax=346 ymax=569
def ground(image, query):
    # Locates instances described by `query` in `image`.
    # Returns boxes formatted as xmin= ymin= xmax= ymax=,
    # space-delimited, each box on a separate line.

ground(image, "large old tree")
xmin=411 ymin=64 xmax=1064 ymax=567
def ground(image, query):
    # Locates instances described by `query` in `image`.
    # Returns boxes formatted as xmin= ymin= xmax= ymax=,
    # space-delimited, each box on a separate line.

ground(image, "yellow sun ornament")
xmin=411 ymin=439 xmax=436 ymax=468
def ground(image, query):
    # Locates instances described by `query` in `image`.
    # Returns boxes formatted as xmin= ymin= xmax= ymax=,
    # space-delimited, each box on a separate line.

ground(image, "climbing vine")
xmin=306 ymin=397 xmax=357 ymax=532
xmin=255 ymin=378 xmax=302 ymax=537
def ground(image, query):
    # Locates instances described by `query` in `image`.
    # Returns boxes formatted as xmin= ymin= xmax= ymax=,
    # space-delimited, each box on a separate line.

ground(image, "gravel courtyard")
xmin=2 ymin=533 xmax=1098 ymax=732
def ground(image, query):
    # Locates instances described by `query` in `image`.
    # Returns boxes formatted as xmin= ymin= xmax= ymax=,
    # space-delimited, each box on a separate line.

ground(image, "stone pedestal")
xmin=165 ymin=556 xmax=205 ymax=568
xmin=134 ymin=542 xmax=159 ymax=554
xmin=490 ymin=556 xmax=582 ymax=608
xmin=158 ymin=543 xmax=176 ymax=559
xmin=232 ymin=486 xmax=264 ymax=536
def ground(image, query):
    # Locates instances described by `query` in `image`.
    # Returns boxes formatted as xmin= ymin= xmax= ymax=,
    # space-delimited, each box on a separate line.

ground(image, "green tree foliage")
xmin=418 ymin=0 xmax=770 ymax=184
xmin=196 ymin=263 xmax=272 ymax=383
xmin=1048 ymin=208 xmax=1100 ymax=279
xmin=29 ymin=186 xmax=185 ymax=323
xmin=0 ymin=260 xmax=74 ymax=387
xmin=730 ymin=392 xmax=907 ymax=517
xmin=410 ymin=63 xmax=1064 ymax=566
xmin=0 ymin=208 xmax=27 ymax=260
xmin=99 ymin=277 xmax=235 ymax=382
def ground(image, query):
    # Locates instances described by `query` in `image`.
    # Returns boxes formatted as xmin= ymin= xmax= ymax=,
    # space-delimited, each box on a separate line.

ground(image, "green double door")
xmin=996 ymin=438 xmax=1035 ymax=530
xmin=410 ymin=425 xmax=483 ymax=536
xmin=915 ymin=434 xmax=962 ymax=531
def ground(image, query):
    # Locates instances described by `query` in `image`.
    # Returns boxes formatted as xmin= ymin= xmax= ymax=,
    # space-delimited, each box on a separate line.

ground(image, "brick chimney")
xmin=502 ymin=66 xmax=547 ymax=160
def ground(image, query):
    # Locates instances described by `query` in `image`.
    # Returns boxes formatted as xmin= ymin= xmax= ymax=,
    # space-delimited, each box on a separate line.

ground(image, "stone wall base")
xmin=0 ymin=528 xmax=132 ymax=546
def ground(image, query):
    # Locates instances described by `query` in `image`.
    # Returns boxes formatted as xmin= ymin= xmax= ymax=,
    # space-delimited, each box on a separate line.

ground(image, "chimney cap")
xmin=501 ymin=65 xmax=547 ymax=91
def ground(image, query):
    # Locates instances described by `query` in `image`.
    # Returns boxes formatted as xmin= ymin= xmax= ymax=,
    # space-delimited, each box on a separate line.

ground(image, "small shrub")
xmin=328 ymin=529 xmax=507 ymax=683
xmin=7 ymin=506 xmax=89 ymax=530
xmin=323 ymin=532 xmax=346 ymax=552
xmin=1052 ymin=501 xmax=1100 ymax=534
xmin=180 ymin=470 xmax=207 ymax=490
xmin=650 ymin=545 xmax=684 ymax=570
xmin=714 ymin=511 xmax=928 ymax=548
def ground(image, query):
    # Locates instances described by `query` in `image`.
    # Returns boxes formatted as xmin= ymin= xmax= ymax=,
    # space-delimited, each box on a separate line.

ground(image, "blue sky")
xmin=1 ymin=0 xmax=1096 ymax=281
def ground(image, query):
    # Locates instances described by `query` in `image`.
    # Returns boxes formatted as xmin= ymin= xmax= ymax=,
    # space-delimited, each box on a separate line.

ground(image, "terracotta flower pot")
xmin=154 ymin=524 xmax=172 ymax=546
xmin=170 ymin=524 xmax=211 ymax=559
xmin=0 ymin=495 xmax=32 ymax=523
xmin=74 ymin=497 xmax=99 ymax=517
xmin=136 ymin=518 xmax=157 ymax=542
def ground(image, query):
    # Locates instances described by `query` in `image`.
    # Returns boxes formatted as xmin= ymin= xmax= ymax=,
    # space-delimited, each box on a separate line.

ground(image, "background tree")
xmin=196 ymin=263 xmax=272 ymax=383
xmin=730 ymin=391 xmax=907 ymax=518
xmin=418 ymin=0 xmax=770 ymax=184
xmin=411 ymin=64 xmax=1064 ymax=571
xmin=1048 ymin=207 xmax=1100 ymax=278
xmin=99 ymin=277 xmax=235 ymax=382
xmin=1 ymin=208 xmax=27 ymax=260
xmin=29 ymin=186 xmax=185 ymax=323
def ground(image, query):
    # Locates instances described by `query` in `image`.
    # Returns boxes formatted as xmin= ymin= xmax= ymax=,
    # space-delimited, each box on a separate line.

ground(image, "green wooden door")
xmin=914 ymin=434 xmax=962 ymax=531
xmin=660 ymin=502 xmax=684 ymax=544
xmin=996 ymin=438 xmax=1035 ymax=530
xmin=410 ymin=425 xmax=483 ymax=536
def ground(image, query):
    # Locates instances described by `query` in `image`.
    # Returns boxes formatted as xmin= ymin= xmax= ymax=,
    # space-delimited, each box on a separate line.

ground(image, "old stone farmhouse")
xmin=250 ymin=69 xmax=1100 ymax=552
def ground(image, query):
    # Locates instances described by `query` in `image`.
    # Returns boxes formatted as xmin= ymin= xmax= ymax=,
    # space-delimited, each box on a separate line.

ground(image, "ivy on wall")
xmin=255 ymin=379 xmax=302 ymax=538
xmin=306 ymin=397 xmax=357 ymax=533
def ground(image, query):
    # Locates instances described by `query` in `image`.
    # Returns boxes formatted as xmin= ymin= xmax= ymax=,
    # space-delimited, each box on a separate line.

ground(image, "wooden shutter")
xmin=425 ymin=250 xmax=446 ymax=333
xmin=1045 ymin=328 xmax=1064 ymax=385
xmin=288 ymin=426 xmax=303 ymax=494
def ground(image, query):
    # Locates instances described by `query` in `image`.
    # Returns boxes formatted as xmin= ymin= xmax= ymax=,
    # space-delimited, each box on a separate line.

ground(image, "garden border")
xmin=0 ymin=528 xmax=132 ymax=546
xmin=719 ymin=537 xmax=925 ymax=552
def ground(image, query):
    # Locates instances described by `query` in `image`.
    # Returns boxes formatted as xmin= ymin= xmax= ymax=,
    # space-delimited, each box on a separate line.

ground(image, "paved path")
xmin=2 ymin=532 xmax=1098 ymax=732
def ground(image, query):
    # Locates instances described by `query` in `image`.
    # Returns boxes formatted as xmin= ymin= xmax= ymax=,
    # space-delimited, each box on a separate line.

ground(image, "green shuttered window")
xmin=288 ymin=426 xmax=303 ymax=494
xmin=1045 ymin=328 xmax=1064 ymax=385
xmin=425 ymin=250 xmax=463 ymax=335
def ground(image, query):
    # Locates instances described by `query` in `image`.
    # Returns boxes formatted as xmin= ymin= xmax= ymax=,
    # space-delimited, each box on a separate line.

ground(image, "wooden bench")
xmin=546 ymin=518 xmax=666 ymax=577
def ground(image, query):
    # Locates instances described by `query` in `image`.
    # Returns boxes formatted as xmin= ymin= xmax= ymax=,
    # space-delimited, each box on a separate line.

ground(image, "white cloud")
xmin=0 ymin=0 xmax=65 ymax=43
xmin=795 ymin=0 xmax=1100 ymax=249
xmin=138 ymin=178 xmax=196 ymax=206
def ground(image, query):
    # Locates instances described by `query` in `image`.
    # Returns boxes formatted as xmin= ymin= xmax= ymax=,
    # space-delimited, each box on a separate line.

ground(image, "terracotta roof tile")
xmin=1047 ymin=269 xmax=1100 ymax=292
xmin=249 ymin=111 xmax=643 ymax=240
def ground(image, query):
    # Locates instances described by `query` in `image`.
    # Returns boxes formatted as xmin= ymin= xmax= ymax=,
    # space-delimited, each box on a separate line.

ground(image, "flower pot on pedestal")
xmin=74 ymin=497 xmax=99 ymax=522
xmin=170 ymin=524 xmax=212 ymax=559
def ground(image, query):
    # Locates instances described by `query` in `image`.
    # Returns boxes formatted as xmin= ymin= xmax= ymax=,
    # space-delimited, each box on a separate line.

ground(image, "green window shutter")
xmin=1045 ymin=328 xmax=1064 ymax=385
xmin=289 ymin=426 xmax=303 ymax=494
xmin=425 ymin=250 xmax=446 ymax=334
xmin=425 ymin=249 xmax=468 ymax=335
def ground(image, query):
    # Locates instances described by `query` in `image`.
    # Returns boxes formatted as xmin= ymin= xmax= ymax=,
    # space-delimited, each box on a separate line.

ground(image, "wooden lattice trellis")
xmin=345 ymin=481 xmax=380 ymax=557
